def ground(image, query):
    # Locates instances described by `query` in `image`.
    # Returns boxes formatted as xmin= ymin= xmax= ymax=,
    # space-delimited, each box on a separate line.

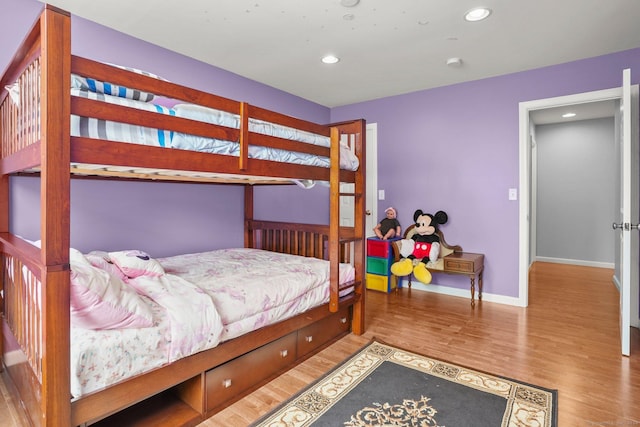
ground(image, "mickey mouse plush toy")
xmin=390 ymin=209 xmax=448 ymax=284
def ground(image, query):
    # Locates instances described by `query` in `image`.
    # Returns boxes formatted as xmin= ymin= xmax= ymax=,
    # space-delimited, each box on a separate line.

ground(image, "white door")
xmin=339 ymin=123 xmax=377 ymax=232
xmin=365 ymin=123 xmax=378 ymax=236
xmin=339 ymin=182 xmax=355 ymax=226
xmin=617 ymin=68 xmax=639 ymax=356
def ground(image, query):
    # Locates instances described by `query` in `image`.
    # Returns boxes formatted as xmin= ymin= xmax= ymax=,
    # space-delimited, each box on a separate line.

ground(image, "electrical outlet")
xmin=508 ymin=188 xmax=517 ymax=201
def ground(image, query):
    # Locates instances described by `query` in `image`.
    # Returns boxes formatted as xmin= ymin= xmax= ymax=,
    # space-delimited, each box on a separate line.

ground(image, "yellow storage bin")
xmin=366 ymin=273 xmax=396 ymax=293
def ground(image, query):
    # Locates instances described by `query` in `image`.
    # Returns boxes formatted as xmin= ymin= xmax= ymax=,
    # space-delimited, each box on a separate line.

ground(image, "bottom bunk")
xmin=0 ymin=221 xmax=363 ymax=426
xmin=3 ymin=297 xmax=354 ymax=426
xmin=81 ymin=301 xmax=354 ymax=426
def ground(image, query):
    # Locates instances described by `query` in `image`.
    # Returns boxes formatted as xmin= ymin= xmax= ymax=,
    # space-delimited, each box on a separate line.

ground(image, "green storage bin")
xmin=367 ymin=256 xmax=390 ymax=275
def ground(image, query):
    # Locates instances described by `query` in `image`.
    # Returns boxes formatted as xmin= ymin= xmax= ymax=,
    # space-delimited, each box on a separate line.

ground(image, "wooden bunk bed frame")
xmin=0 ymin=6 xmax=366 ymax=426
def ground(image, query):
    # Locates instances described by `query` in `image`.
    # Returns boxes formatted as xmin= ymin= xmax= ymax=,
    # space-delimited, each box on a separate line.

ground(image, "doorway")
xmin=519 ymin=87 xmax=638 ymax=304
xmin=532 ymin=111 xmax=616 ymax=268
xmin=519 ymin=86 xmax=640 ymax=340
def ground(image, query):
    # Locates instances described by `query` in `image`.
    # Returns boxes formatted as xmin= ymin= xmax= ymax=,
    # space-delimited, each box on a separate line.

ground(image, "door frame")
xmin=518 ymin=87 xmax=638 ymax=318
xmin=365 ymin=123 xmax=378 ymax=237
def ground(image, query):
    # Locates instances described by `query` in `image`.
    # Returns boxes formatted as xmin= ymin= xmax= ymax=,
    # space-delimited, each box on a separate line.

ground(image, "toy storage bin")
xmin=366 ymin=273 xmax=395 ymax=293
xmin=366 ymin=238 xmax=391 ymax=258
xmin=366 ymin=256 xmax=391 ymax=275
xmin=365 ymin=237 xmax=399 ymax=293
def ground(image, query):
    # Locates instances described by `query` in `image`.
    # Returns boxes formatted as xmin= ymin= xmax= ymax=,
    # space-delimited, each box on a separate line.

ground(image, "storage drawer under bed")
xmin=205 ymin=332 xmax=297 ymax=412
xmin=297 ymin=306 xmax=351 ymax=357
xmin=204 ymin=306 xmax=351 ymax=414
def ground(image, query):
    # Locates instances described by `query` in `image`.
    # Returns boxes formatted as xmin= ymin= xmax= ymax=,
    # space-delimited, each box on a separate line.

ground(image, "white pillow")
xmin=85 ymin=251 xmax=128 ymax=281
xmin=109 ymin=250 xmax=165 ymax=278
xmin=4 ymin=82 xmax=20 ymax=105
xmin=172 ymin=103 xmax=239 ymax=128
xmin=70 ymin=249 xmax=153 ymax=330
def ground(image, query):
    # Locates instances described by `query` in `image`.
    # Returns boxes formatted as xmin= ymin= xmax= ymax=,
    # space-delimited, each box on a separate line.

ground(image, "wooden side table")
xmin=390 ymin=231 xmax=485 ymax=306
xmin=442 ymin=252 xmax=484 ymax=307
xmin=400 ymin=251 xmax=485 ymax=307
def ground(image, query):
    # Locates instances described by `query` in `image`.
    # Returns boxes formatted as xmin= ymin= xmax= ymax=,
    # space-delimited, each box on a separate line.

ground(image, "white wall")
xmin=535 ymin=117 xmax=616 ymax=266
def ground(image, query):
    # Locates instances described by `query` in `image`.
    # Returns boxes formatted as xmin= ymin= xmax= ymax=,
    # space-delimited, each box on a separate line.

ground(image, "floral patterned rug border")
xmin=251 ymin=339 xmax=557 ymax=427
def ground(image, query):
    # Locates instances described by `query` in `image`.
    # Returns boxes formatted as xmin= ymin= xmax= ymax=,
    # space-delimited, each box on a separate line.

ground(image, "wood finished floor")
xmin=1 ymin=262 xmax=639 ymax=426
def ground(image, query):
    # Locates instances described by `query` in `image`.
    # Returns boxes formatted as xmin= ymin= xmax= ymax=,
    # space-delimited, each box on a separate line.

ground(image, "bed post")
xmin=239 ymin=102 xmax=249 ymax=171
xmin=39 ymin=6 xmax=71 ymax=426
xmin=351 ymin=119 xmax=366 ymax=335
xmin=0 ymin=174 xmax=6 ymax=368
xmin=329 ymin=127 xmax=340 ymax=313
xmin=244 ymin=185 xmax=254 ymax=248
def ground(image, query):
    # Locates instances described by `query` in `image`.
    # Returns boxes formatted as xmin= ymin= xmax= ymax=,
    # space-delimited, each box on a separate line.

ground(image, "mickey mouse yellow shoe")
xmin=413 ymin=262 xmax=432 ymax=284
xmin=390 ymin=258 xmax=413 ymax=277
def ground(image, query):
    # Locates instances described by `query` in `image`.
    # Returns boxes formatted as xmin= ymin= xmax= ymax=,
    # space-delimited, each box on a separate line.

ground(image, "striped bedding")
xmin=70 ymin=90 xmax=360 ymax=171
xmin=71 ymin=88 xmax=175 ymax=147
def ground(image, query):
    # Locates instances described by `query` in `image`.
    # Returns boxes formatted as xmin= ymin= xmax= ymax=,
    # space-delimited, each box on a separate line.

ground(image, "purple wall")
xmin=11 ymin=177 xmax=245 ymax=257
xmin=4 ymin=0 xmax=640 ymax=297
xmin=331 ymin=49 xmax=640 ymax=298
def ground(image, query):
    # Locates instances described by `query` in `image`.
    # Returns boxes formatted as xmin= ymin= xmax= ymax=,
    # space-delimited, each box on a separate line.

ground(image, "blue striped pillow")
xmin=71 ymin=64 xmax=166 ymax=102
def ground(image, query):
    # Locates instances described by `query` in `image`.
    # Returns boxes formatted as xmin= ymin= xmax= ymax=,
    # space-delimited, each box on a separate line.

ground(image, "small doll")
xmin=374 ymin=207 xmax=401 ymax=240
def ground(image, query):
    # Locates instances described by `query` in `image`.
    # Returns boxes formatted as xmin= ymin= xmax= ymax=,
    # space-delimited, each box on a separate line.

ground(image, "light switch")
xmin=378 ymin=189 xmax=385 ymax=200
xmin=508 ymin=188 xmax=517 ymax=201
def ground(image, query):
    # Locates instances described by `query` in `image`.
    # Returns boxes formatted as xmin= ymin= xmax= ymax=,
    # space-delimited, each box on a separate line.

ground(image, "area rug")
xmin=251 ymin=339 xmax=557 ymax=427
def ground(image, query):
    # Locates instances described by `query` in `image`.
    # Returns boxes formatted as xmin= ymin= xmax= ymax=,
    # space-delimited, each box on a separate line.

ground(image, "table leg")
xmin=470 ymin=275 xmax=476 ymax=307
xmin=478 ymin=271 xmax=483 ymax=301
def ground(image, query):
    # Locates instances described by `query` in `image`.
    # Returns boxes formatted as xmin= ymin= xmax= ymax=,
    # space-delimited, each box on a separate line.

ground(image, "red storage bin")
xmin=367 ymin=238 xmax=391 ymax=258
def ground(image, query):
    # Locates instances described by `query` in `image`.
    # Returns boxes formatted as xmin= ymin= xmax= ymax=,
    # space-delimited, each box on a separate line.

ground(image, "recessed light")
xmin=562 ymin=113 xmax=577 ymax=118
xmin=322 ymin=55 xmax=340 ymax=64
xmin=340 ymin=0 xmax=360 ymax=7
xmin=446 ymin=57 xmax=463 ymax=67
xmin=464 ymin=7 xmax=492 ymax=22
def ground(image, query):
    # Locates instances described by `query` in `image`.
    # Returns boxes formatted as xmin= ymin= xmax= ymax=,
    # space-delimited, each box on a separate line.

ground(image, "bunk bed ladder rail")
xmin=329 ymin=121 xmax=366 ymax=331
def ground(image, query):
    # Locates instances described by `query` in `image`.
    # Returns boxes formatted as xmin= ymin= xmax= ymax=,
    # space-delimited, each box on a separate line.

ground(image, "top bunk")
xmin=0 ymin=5 xmax=365 ymax=187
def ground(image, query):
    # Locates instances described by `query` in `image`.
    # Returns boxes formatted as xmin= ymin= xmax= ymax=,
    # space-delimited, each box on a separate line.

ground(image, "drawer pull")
xmin=340 ymin=317 xmax=347 ymax=324
xmin=305 ymin=335 xmax=313 ymax=343
xmin=280 ymin=349 xmax=288 ymax=358
xmin=222 ymin=379 xmax=232 ymax=388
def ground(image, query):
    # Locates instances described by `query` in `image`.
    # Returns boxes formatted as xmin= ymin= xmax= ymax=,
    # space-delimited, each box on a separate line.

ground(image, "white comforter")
xmin=70 ymin=248 xmax=354 ymax=398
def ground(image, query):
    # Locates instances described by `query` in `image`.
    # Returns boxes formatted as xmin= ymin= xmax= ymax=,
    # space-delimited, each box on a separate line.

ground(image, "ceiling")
xmin=38 ymin=0 xmax=640 ymax=108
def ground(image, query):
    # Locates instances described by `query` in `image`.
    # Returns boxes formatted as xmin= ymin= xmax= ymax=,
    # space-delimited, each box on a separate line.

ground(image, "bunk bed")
xmin=0 ymin=5 xmax=366 ymax=427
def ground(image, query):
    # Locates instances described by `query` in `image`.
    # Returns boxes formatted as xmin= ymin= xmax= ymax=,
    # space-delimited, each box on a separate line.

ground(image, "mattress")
xmin=158 ymin=248 xmax=355 ymax=341
xmin=69 ymin=248 xmax=355 ymax=398
xmin=70 ymin=90 xmax=359 ymax=171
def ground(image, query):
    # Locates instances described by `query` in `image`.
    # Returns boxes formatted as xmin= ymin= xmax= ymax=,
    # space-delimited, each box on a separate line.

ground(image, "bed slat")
xmin=0 ymin=58 xmax=40 ymax=159
xmin=2 ymin=254 xmax=42 ymax=380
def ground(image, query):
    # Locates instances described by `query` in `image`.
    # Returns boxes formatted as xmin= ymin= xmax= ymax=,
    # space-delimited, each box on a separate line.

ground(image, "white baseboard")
xmin=535 ymin=256 xmax=614 ymax=269
xmin=610 ymin=275 xmax=640 ymax=328
xmin=613 ymin=274 xmax=621 ymax=291
xmin=397 ymin=278 xmax=524 ymax=307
